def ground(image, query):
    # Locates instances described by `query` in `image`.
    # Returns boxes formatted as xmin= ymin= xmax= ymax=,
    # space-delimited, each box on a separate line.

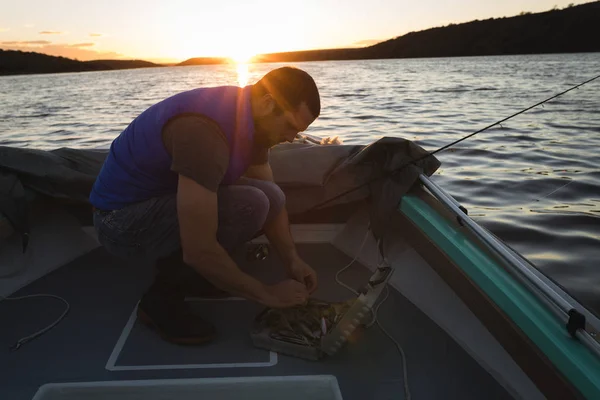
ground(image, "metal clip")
xmin=247 ymin=244 xmax=269 ymax=261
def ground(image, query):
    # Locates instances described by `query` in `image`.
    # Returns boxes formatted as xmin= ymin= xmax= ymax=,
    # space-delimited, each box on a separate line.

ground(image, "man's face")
xmin=254 ymin=101 xmax=315 ymax=148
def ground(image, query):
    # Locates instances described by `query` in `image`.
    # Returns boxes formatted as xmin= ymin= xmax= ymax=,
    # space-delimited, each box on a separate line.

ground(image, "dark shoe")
xmin=181 ymin=278 xmax=231 ymax=299
xmin=157 ymin=249 xmax=231 ymax=299
xmin=137 ymin=292 xmax=216 ymax=345
xmin=137 ymin=263 xmax=216 ymax=345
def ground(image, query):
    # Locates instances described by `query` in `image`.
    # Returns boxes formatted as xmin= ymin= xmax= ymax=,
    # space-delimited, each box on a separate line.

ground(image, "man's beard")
xmin=254 ymin=119 xmax=280 ymax=148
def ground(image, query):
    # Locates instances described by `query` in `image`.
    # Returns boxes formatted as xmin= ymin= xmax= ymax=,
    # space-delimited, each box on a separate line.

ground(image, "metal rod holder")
xmin=417 ymin=174 xmax=600 ymax=358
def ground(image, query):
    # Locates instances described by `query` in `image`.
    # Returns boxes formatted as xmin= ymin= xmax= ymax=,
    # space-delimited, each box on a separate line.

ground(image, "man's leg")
xmin=93 ymin=194 xmax=181 ymax=261
xmin=94 ymin=195 xmax=217 ymax=344
xmin=92 ymin=181 xmax=285 ymax=344
xmin=175 ymin=181 xmax=285 ymax=297
xmin=216 ymin=178 xmax=285 ymax=251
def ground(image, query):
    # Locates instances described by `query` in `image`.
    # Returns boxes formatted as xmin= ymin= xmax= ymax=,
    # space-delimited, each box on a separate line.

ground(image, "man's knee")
xmin=258 ymin=181 xmax=286 ymax=222
xmin=242 ymin=186 xmax=270 ymax=230
xmin=215 ymin=182 xmax=285 ymax=251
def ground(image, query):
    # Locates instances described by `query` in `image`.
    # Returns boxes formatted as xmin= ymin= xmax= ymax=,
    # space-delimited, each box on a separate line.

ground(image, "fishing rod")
xmin=307 ymin=73 xmax=600 ymax=212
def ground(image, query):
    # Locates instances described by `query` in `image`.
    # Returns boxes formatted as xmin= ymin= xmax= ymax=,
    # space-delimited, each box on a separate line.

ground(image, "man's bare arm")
xmin=243 ymin=163 xmax=318 ymax=293
xmin=177 ymin=174 xmax=308 ymax=307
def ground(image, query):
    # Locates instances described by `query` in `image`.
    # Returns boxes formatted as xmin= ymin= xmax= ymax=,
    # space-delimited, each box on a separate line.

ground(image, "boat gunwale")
xmin=397 ymin=184 xmax=600 ymax=399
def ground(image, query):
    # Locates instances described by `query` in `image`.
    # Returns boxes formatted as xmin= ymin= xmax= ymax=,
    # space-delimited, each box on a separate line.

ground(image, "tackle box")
xmin=250 ymin=264 xmax=393 ymax=360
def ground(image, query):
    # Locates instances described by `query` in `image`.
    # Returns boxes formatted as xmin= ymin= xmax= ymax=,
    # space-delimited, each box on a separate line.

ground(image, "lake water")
xmin=1 ymin=53 xmax=599 ymax=315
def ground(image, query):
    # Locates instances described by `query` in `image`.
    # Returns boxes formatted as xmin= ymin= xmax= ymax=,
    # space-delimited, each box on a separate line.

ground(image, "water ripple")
xmin=1 ymin=53 xmax=599 ymax=315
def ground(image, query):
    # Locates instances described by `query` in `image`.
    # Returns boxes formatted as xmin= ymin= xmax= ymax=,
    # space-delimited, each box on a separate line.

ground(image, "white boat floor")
xmin=1 ymin=243 xmax=512 ymax=400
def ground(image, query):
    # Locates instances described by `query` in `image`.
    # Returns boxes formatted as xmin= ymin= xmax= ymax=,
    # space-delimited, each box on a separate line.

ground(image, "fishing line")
xmin=307 ymin=73 xmax=600 ymax=212
xmin=533 ymin=179 xmax=575 ymax=202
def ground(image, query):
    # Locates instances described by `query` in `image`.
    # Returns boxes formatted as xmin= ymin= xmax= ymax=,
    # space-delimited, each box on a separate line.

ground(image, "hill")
xmin=360 ymin=1 xmax=600 ymax=60
xmin=84 ymin=59 xmax=160 ymax=70
xmin=0 ymin=50 xmax=162 ymax=76
xmin=250 ymin=1 xmax=600 ymax=63
xmin=177 ymin=57 xmax=232 ymax=66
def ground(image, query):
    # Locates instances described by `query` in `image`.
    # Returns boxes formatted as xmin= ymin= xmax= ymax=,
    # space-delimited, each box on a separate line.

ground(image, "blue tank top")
xmin=89 ymin=85 xmax=255 ymax=210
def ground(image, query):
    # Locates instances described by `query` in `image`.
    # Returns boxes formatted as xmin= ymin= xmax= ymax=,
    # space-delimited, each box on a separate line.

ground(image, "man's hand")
xmin=264 ymin=280 xmax=309 ymax=308
xmin=287 ymin=257 xmax=318 ymax=294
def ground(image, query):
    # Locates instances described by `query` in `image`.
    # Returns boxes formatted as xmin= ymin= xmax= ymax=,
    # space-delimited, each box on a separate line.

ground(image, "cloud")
xmin=0 ymin=41 xmax=122 ymax=61
xmin=89 ymin=33 xmax=102 ymax=37
xmin=39 ymin=31 xmax=64 ymax=35
xmin=1 ymin=40 xmax=52 ymax=45
xmin=0 ymin=28 xmax=10 ymax=33
xmin=68 ymin=42 xmax=95 ymax=48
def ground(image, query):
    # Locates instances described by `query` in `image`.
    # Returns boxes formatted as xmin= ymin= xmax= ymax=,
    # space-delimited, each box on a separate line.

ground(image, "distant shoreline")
xmin=3 ymin=51 xmax=599 ymax=78
xmin=1 ymin=2 xmax=599 ymax=77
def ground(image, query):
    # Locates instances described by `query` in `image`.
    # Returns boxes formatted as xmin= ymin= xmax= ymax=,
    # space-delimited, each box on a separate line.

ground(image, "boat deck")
xmin=2 ymin=242 xmax=512 ymax=399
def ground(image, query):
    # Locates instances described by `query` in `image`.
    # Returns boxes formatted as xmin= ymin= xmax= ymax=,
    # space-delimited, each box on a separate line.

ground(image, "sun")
xmin=229 ymin=49 xmax=254 ymax=63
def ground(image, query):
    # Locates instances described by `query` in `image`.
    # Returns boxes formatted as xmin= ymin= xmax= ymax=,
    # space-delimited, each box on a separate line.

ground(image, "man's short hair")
xmin=254 ymin=67 xmax=320 ymax=119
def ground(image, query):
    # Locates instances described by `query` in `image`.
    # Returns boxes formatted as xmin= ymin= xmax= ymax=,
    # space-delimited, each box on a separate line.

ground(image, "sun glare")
xmin=236 ymin=62 xmax=249 ymax=87
xmin=230 ymin=50 xmax=254 ymax=63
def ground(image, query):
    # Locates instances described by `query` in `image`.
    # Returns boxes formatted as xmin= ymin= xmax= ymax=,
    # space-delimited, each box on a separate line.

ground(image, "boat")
xmin=1 ymin=136 xmax=599 ymax=400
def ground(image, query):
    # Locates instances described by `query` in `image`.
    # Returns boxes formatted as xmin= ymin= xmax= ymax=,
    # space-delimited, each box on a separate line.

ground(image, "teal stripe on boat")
xmin=399 ymin=194 xmax=600 ymax=399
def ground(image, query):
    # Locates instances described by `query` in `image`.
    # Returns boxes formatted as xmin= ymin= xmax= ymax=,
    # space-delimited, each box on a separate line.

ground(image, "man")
xmin=89 ymin=66 xmax=320 ymax=345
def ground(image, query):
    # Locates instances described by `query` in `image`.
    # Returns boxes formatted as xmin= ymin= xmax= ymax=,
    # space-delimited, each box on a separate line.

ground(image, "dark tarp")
xmin=0 ymin=137 xmax=440 ymax=245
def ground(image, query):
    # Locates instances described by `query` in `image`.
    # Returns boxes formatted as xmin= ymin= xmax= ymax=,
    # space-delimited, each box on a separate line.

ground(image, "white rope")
xmin=0 ymin=293 xmax=70 ymax=351
xmin=334 ymin=228 xmax=370 ymax=296
xmin=334 ymin=231 xmax=411 ymax=399
xmin=370 ymin=286 xmax=411 ymax=400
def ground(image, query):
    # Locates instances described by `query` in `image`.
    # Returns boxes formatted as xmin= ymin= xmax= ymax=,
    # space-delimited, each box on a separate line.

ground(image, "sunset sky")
xmin=0 ymin=0 xmax=588 ymax=63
